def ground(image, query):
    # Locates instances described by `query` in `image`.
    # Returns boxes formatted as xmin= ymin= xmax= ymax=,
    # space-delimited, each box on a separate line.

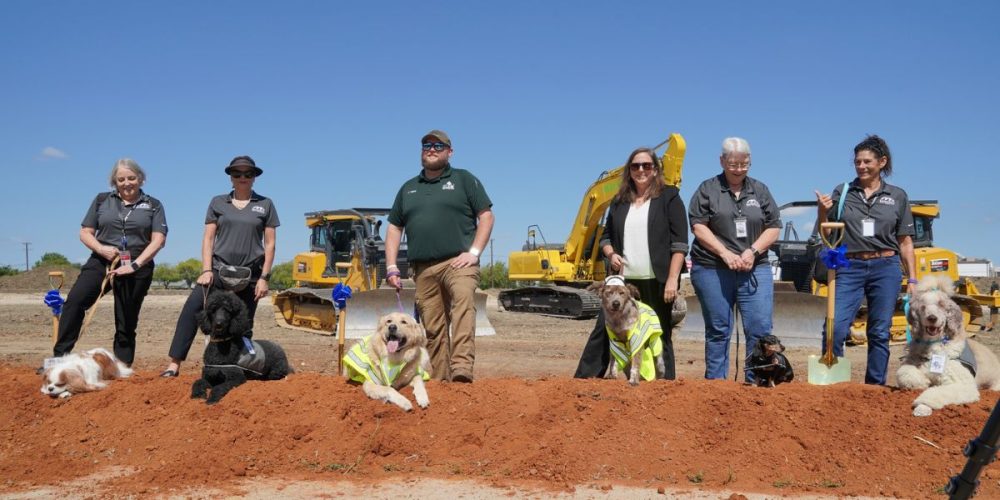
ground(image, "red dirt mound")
xmin=2 ymin=365 xmax=999 ymax=497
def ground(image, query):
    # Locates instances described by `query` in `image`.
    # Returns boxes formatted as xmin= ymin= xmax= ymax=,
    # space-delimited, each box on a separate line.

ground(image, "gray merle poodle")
xmin=191 ymin=290 xmax=291 ymax=404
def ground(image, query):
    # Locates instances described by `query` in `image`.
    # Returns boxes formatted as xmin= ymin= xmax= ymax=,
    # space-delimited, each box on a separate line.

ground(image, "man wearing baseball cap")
xmin=385 ymin=130 xmax=494 ymax=383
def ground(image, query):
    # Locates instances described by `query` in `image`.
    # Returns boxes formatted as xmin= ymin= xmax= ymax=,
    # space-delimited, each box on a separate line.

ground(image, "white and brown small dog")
xmin=40 ymin=348 xmax=133 ymax=398
xmin=589 ymin=275 xmax=665 ymax=386
xmin=897 ymin=275 xmax=1000 ymax=416
xmin=343 ymin=312 xmax=432 ymax=411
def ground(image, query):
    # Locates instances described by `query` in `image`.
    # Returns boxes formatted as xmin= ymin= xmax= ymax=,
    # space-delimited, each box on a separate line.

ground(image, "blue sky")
xmin=2 ymin=1 xmax=998 ymax=272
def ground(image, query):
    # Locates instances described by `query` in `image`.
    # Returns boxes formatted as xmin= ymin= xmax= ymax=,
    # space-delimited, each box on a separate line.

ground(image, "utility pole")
xmin=23 ymin=242 xmax=30 ymax=271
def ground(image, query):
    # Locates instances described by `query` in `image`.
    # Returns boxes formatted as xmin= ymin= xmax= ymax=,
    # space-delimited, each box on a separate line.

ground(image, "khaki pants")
xmin=412 ymin=258 xmax=480 ymax=381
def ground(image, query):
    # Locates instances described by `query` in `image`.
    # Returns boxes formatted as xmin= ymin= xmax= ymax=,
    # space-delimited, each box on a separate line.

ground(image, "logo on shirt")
xmin=745 ymin=199 xmax=760 ymax=208
xmin=442 ymin=181 xmax=455 ymax=191
xmin=877 ymin=196 xmax=896 ymax=206
xmin=252 ymin=205 xmax=266 ymax=214
xmin=136 ymin=202 xmax=151 ymax=209
xmin=408 ymin=189 xmax=417 ymax=194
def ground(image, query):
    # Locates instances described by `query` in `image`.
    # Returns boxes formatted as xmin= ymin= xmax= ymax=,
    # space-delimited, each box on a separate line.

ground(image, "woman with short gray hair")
xmin=688 ymin=137 xmax=781 ymax=382
xmin=49 ymin=158 xmax=167 ymax=368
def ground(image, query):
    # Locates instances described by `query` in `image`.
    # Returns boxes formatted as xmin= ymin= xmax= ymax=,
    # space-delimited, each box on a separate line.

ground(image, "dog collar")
xmin=909 ymin=336 xmax=949 ymax=345
xmin=209 ymin=336 xmax=233 ymax=343
xmin=604 ymin=275 xmax=626 ymax=287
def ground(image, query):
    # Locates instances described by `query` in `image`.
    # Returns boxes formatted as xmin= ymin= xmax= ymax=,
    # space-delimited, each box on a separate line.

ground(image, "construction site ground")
xmin=2 ymin=268 xmax=1000 ymax=498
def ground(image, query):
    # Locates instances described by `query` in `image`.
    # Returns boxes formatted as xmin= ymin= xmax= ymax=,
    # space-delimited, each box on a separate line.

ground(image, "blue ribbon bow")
xmin=819 ymin=244 xmax=850 ymax=270
xmin=332 ymin=283 xmax=352 ymax=310
xmin=44 ymin=289 xmax=64 ymax=316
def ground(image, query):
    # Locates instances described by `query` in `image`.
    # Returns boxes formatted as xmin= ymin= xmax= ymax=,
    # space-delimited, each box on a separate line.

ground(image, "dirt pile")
xmin=3 ymin=365 xmax=999 ymax=498
xmin=0 ymin=265 xmax=79 ymax=292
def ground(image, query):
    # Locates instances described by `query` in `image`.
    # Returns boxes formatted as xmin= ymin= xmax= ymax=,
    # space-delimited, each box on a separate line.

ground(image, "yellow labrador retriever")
xmin=343 ymin=312 xmax=432 ymax=411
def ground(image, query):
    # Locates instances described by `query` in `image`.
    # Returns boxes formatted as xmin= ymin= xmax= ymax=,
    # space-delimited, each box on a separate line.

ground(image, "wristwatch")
xmin=130 ymin=261 xmax=140 ymax=271
xmin=751 ymin=247 xmax=761 ymax=257
xmin=261 ymin=272 xmax=271 ymax=281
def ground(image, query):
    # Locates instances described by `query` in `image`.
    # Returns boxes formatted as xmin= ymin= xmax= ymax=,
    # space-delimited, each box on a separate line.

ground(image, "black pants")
xmin=53 ymin=254 xmax=154 ymax=365
xmin=168 ymin=273 xmax=258 ymax=361
xmin=574 ymin=278 xmax=675 ymax=380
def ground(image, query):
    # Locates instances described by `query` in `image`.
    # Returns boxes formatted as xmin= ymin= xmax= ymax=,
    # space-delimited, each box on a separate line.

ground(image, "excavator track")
xmin=498 ymin=285 xmax=601 ymax=319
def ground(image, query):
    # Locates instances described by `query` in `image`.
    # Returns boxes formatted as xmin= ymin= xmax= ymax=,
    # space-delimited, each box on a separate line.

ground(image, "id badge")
xmin=862 ymin=218 xmax=875 ymax=237
xmin=734 ymin=217 xmax=748 ymax=239
xmin=119 ymin=249 xmax=132 ymax=268
xmin=930 ymin=354 xmax=946 ymax=374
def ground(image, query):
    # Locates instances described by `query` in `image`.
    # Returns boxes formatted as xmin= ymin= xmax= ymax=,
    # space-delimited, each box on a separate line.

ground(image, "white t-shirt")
xmin=622 ymin=200 xmax=653 ymax=279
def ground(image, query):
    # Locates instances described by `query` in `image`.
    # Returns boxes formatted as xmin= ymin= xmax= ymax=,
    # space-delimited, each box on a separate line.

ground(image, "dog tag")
xmin=930 ymin=354 xmax=946 ymax=374
xmin=734 ymin=217 xmax=748 ymax=239
xmin=42 ymin=357 xmax=59 ymax=370
xmin=862 ymin=218 xmax=875 ymax=237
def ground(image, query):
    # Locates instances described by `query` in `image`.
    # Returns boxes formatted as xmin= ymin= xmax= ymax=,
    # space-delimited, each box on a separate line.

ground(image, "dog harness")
xmin=606 ymin=301 xmax=663 ymax=381
xmin=343 ymin=336 xmax=430 ymax=386
xmin=205 ymin=339 xmax=267 ymax=376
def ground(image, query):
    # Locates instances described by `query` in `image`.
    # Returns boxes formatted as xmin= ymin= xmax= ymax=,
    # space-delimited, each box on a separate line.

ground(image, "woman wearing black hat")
xmin=159 ymin=155 xmax=280 ymax=377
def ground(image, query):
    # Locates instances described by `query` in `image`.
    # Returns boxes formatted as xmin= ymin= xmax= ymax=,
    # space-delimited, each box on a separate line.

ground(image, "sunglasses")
xmin=230 ymin=170 xmax=256 ymax=179
xmin=629 ymin=162 xmax=655 ymax=172
xmin=421 ymin=142 xmax=449 ymax=152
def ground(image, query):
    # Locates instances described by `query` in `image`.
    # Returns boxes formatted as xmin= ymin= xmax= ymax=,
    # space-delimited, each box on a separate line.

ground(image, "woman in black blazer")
xmin=574 ymin=147 xmax=689 ymax=379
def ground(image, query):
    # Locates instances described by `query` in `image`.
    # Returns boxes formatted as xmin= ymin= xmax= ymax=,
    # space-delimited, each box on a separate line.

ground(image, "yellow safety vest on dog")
xmin=343 ymin=337 xmax=430 ymax=386
xmin=606 ymin=301 xmax=663 ymax=381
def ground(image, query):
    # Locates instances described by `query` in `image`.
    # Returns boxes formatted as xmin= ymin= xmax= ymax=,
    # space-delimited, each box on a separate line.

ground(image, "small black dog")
xmin=746 ymin=335 xmax=794 ymax=387
xmin=191 ymin=290 xmax=291 ymax=404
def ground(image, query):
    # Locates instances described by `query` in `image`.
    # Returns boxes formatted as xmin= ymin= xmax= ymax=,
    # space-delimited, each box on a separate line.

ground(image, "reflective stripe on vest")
xmin=606 ymin=301 xmax=664 ymax=381
xmin=343 ymin=337 xmax=430 ymax=386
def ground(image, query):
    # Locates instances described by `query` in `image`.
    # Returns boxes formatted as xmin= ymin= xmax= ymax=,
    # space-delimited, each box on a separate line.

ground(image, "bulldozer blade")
xmin=807 ymin=354 xmax=851 ymax=385
xmin=272 ymin=287 xmax=495 ymax=339
xmin=340 ymin=288 xmax=495 ymax=339
xmin=677 ymin=291 xmax=826 ymax=348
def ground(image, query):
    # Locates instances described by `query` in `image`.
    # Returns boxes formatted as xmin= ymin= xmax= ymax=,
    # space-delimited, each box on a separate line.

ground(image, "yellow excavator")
xmin=500 ymin=133 xmax=687 ymax=320
xmin=272 ymin=208 xmax=494 ymax=338
xmin=765 ymin=200 xmax=997 ymax=345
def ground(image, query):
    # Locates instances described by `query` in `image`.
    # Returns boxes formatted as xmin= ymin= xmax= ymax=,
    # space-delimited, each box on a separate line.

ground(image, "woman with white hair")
xmin=688 ymin=137 xmax=781 ymax=382
xmin=50 ymin=158 xmax=167 ymax=367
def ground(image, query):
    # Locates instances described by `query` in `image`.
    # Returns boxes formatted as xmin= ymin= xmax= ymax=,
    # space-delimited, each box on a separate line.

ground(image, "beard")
xmin=421 ymin=155 xmax=449 ymax=171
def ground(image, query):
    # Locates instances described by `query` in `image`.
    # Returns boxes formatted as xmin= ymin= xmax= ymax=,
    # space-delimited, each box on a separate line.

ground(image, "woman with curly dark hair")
xmin=815 ymin=134 xmax=917 ymax=385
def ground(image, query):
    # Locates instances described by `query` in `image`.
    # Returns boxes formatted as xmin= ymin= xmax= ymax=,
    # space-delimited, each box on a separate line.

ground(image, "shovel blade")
xmin=807 ymin=354 xmax=851 ymax=385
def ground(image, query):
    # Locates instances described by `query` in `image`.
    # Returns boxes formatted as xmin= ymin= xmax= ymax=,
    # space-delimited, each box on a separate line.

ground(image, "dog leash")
xmin=395 ymin=289 xmax=405 ymax=313
xmin=79 ymin=255 xmax=120 ymax=340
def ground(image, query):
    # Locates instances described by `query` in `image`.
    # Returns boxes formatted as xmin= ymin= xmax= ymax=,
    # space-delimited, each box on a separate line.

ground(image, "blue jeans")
xmin=821 ymin=255 xmax=901 ymax=385
xmin=691 ymin=262 xmax=774 ymax=382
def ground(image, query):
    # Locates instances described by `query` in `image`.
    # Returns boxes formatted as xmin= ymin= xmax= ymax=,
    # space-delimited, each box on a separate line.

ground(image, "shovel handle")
xmin=48 ymin=271 xmax=65 ymax=291
xmin=819 ymin=222 xmax=846 ymax=249
xmin=336 ymin=308 xmax=347 ymax=376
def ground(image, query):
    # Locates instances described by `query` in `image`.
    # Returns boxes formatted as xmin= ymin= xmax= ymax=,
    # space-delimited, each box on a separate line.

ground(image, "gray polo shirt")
xmin=826 ymin=179 xmax=913 ymax=253
xmin=388 ymin=165 xmax=492 ymax=262
xmin=81 ymin=190 xmax=167 ymax=254
xmin=206 ymin=191 xmax=280 ymax=268
xmin=688 ymin=174 xmax=781 ymax=268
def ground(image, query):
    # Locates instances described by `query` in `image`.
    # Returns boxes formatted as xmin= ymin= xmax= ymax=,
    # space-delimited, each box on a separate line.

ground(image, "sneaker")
xmin=451 ymin=372 xmax=473 ymax=383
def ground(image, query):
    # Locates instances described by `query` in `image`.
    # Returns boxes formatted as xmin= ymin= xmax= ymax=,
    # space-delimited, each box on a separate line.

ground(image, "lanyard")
xmin=120 ymin=200 xmax=136 ymax=250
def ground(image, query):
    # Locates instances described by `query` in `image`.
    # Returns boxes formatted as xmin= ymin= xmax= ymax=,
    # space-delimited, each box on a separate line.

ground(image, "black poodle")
xmin=746 ymin=334 xmax=794 ymax=387
xmin=191 ymin=290 xmax=291 ymax=404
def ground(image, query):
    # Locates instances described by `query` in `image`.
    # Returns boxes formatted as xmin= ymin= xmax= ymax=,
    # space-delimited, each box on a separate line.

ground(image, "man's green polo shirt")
xmin=388 ymin=165 xmax=492 ymax=262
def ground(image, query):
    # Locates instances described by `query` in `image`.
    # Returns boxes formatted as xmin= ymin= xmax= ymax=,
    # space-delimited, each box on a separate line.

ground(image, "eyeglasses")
xmin=629 ymin=162 xmax=655 ymax=172
xmin=724 ymin=161 xmax=750 ymax=170
xmin=230 ymin=171 xmax=256 ymax=179
xmin=421 ymin=142 xmax=449 ymax=152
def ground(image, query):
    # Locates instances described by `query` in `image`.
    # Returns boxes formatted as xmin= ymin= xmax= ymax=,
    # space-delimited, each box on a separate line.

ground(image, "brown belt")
xmin=845 ymin=250 xmax=896 ymax=260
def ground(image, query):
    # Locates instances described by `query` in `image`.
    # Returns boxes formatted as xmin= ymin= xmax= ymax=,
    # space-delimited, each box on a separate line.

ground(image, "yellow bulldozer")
xmin=272 ymin=208 xmax=494 ymax=338
xmin=499 ymin=133 xmax=687 ymax=320
xmin=762 ymin=199 xmax=998 ymax=345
